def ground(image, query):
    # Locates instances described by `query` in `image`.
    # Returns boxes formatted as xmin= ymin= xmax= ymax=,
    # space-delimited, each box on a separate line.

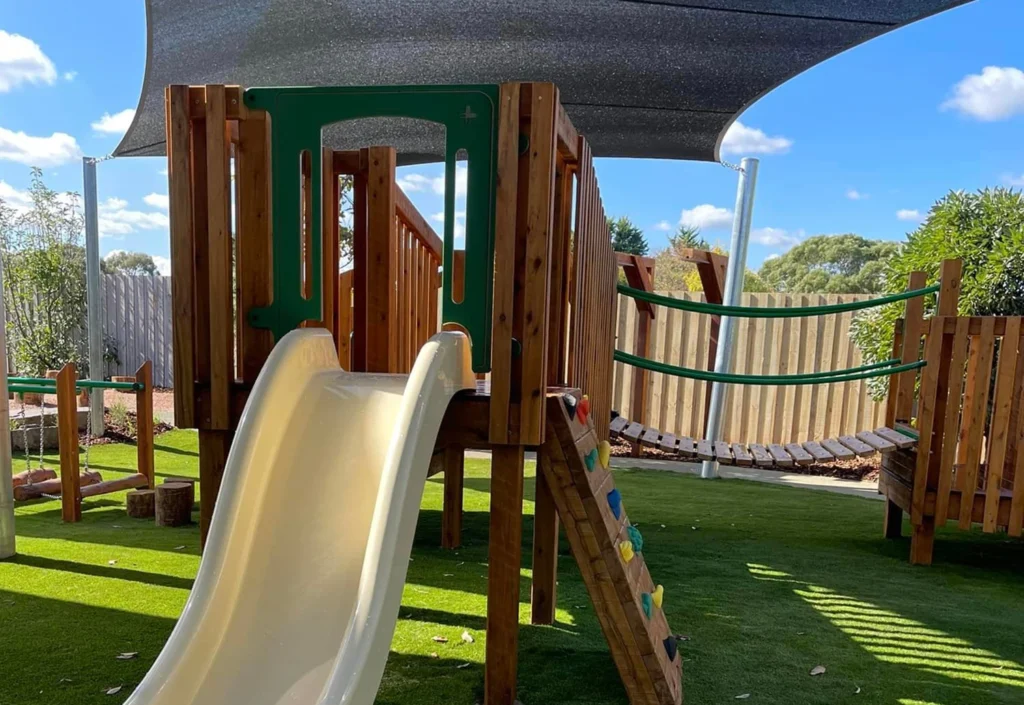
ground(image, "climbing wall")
xmin=540 ymin=392 xmax=683 ymax=705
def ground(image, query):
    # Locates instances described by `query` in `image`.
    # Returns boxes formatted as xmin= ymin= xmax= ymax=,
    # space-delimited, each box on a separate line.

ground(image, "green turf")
xmin=2 ymin=431 xmax=1024 ymax=704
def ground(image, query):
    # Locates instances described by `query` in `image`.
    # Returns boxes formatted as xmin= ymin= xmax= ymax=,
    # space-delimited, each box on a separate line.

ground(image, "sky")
xmin=1 ymin=0 xmax=1023 ymax=272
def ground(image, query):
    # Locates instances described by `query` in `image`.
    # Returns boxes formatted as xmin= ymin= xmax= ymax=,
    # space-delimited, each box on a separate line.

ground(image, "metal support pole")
xmin=0 ymin=255 xmax=16 ymax=559
xmin=83 ymin=157 xmax=105 ymax=436
xmin=701 ymin=157 xmax=759 ymax=479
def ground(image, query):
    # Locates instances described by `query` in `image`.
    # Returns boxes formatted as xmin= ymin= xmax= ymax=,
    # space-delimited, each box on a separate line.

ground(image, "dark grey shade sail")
xmin=115 ymin=0 xmax=971 ymax=163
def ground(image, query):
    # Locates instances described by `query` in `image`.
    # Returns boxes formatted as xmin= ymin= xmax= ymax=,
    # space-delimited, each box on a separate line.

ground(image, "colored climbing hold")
xmin=563 ymin=394 xmax=577 ymax=418
xmin=641 ymin=593 xmax=653 ymax=619
xmin=598 ymin=440 xmax=611 ymax=468
xmin=577 ymin=395 xmax=591 ymax=424
xmin=584 ymin=448 xmax=598 ymax=472
xmin=627 ymin=525 xmax=643 ymax=553
xmin=663 ymin=636 xmax=678 ymax=661
xmin=652 ymin=585 xmax=664 ymax=610
xmin=607 ymin=489 xmax=622 ymax=520
xmin=619 ymin=540 xmax=635 ymax=563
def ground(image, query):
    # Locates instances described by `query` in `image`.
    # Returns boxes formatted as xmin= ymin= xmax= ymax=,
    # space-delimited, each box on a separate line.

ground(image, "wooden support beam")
xmin=531 ymin=458 xmax=559 ymax=625
xmin=321 ymin=147 xmax=339 ymax=336
xmin=895 ymin=271 xmax=927 ymax=425
xmin=135 ymin=361 xmax=155 ymax=487
xmin=441 ymin=445 xmax=464 ymax=549
xmin=486 ymin=445 xmax=525 ymax=705
xmin=351 ymin=151 xmax=369 ymax=372
xmin=198 ymin=429 xmax=233 ymax=547
xmin=365 ymin=146 xmax=398 ymax=373
xmin=56 ymin=364 xmax=81 ymax=523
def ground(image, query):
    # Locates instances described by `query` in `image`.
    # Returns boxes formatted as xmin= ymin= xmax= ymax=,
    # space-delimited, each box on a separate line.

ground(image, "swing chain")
xmin=17 ymin=402 xmax=29 ymax=474
xmin=83 ymin=395 xmax=92 ymax=473
xmin=37 ymin=395 xmax=45 ymax=470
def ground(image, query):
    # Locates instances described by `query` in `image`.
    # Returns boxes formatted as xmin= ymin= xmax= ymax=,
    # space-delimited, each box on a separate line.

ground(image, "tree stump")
xmin=126 ymin=489 xmax=156 ymax=518
xmin=162 ymin=477 xmax=196 ymax=509
xmin=156 ymin=482 xmax=193 ymax=526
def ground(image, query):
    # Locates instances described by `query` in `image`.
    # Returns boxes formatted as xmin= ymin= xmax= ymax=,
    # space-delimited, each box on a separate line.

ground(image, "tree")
xmin=608 ymin=216 xmax=648 ymax=256
xmin=102 ymin=250 xmax=158 ymax=275
xmin=852 ymin=187 xmax=1024 ymax=398
xmin=671 ymin=224 xmax=708 ymax=251
xmin=758 ymin=234 xmax=899 ymax=294
xmin=0 ymin=169 xmax=87 ymax=376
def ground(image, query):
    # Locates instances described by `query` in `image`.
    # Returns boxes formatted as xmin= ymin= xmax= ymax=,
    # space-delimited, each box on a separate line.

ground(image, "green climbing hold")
xmin=641 ymin=592 xmax=653 ymax=619
xmin=584 ymin=448 xmax=598 ymax=471
xmin=627 ymin=525 xmax=643 ymax=553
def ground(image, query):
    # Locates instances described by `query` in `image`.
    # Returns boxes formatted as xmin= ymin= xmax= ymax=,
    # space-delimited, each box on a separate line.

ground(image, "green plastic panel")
xmin=243 ymin=85 xmax=500 ymax=372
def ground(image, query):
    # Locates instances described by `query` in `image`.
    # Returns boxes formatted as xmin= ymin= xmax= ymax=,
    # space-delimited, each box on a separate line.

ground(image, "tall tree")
xmin=608 ymin=216 xmax=649 ymax=256
xmin=102 ymin=250 xmax=159 ymax=275
xmin=670 ymin=224 xmax=708 ymax=251
xmin=758 ymin=234 xmax=899 ymax=294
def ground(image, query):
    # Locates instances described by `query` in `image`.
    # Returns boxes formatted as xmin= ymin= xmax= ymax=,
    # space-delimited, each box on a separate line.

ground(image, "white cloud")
xmin=764 ymin=253 xmax=780 ymax=261
xmin=63 ymin=70 xmax=76 ymax=82
xmin=430 ymin=210 xmax=466 ymax=241
xmin=652 ymin=220 xmax=672 ymax=232
xmin=680 ymin=204 xmax=733 ymax=230
xmin=721 ymin=121 xmax=793 ymax=156
xmin=143 ymin=193 xmax=169 ymax=209
xmin=98 ymin=197 xmax=169 ymax=237
xmin=751 ymin=227 xmax=800 ymax=248
xmin=396 ymin=165 xmax=467 ymax=198
xmin=941 ymin=66 xmax=1024 ymax=121
xmin=846 ymin=189 xmax=868 ymax=200
xmin=1002 ymin=173 xmax=1024 ymax=187
xmin=0 ymin=30 xmax=57 ymax=92
xmin=91 ymin=108 xmax=136 ymax=135
xmin=152 ymin=255 xmax=171 ymax=276
xmin=896 ymin=209 xmax=923 ymax=222
xmin=0 ymin=180 xmax=32 ymax=212
xmin=0 ymin=126 xmax=82 ymax=166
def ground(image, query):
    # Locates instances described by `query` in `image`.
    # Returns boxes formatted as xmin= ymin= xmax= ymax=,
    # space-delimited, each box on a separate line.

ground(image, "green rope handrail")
xmin=614 ymin=349 xmax=925 ymax=386
xmin=617 ymin=283 xmax=940 ymax=318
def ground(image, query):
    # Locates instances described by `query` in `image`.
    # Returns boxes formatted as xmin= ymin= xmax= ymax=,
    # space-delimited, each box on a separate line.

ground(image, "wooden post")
xmin=894 ymin=271 xmax=927 ymax=425
xmin=486 ymin=445 xmax=525 ymax=705
xmin=700 ymin=252 xmax=727 ymax=430
xmin=883 ymin=499 xmax=902 ymax=539
xmin=56 ymin=363 xmax=81 ymax=522
xmin=198 ymin=429 xmax=233 ymax=546
xmin=337 ymin=271 xmax=353 ymax=368
xmin=531 ymin=456 xmax=559 ymax=625
xmin=322 ymin=147 xmax=339 ymax=336
xmin=351 ymin=150 xmax=369 ymax=372
xmin=205 ymin=85 xmax=233 ymax=430
xmin=365 ymin=146 xmax=398 ymax=373
xmin=135 ymin=361 xmax=155 ymax=488
xmin=441 ymin=445 xmax=464 ymax=549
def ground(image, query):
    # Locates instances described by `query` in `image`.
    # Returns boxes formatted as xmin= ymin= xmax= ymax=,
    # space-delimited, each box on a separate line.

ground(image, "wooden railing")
xmin=395 ymin=189 xmax=442 ymax=373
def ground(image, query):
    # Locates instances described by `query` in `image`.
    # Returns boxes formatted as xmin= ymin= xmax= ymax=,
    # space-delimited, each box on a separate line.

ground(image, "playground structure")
xmin=7 ymin=364 xmax=155 ymax=522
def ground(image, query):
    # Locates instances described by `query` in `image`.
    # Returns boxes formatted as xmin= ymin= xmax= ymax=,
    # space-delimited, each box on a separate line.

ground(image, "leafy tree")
xmin=671 ymin=224 xmax=708 ymax=251
xmin=852 ymin=187 xmax=1024 ymax=398
xmin=758 ymin=234 xmax=898 ymax=294
xmin=608 ymin=216 xmax=648 ymax=256
xmin=102 ymin=250 xmax=158 ymax=275
xmin=0 ymin=169 xmax=87 ymax=376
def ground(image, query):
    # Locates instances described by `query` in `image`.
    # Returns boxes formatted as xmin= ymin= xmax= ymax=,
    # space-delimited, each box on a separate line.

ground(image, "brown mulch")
xmin=80 ymin=410 xmax=174 ymax=446
xmin=609 ymin=437 xmax=880 ymax=482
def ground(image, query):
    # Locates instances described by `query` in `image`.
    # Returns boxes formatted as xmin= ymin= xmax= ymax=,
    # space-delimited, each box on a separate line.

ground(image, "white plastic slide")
xmin=125 ymin=329 xmax=475 ymax=705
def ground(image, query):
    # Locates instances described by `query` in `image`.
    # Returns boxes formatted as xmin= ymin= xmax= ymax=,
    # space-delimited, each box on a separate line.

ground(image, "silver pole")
xmin=0 ymin=255 xmax=16 ymax=559
xmin=83 ymin=158 xmax=105 ymax=436
xmin=701 ymin=157 xmax=759 ymax=479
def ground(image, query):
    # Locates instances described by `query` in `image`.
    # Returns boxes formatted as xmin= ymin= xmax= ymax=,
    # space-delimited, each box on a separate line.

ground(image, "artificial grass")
xmin=1 ymin=430 xmax=1023 ymax=704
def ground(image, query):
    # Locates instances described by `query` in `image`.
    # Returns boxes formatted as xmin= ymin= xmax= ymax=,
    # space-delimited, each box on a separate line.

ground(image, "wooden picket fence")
xmin=612 ymin=291 xmax=888 ymax=443
xmin=101 ymin=274 xmax=174 ymax=386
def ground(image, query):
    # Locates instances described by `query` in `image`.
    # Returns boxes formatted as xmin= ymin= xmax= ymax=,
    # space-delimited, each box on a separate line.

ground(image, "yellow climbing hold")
xmin=652 ymin=585 xmax=664 ymax=609
xmin=619 ymin=540 xmax=635 ymax=563
xmin=598 ymin=440 xmax=611 ymax=468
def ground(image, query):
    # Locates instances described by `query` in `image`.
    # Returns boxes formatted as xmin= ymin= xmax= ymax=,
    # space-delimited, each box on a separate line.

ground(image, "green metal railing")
xmin=8 ymin=377 xmax=144 ymax=392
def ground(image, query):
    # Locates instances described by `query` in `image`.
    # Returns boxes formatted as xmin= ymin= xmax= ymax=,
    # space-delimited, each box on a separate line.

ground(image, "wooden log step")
xmin=713 ymin=441 xmax=733 ymax=464
xmin=856 ymin=430 xmax=896 ymax=453
xmin=767 ymin=444 xmax=795 ymax=467
xmin=156 ymin=481 xmax=194 ymax=526
xmin=641 ymin=428 xmax=661 ymax=449
xmin=623 ymin=422 xmax=644 ymax=443
xmin=820 ymin=438 xmax=855 ymax=460
xmin=748 ymin=443 xmax=774 ymax=467
xmin=874 ymin=426 xmax=916 ymax=450
xmin=658 ymin=433 xmax=678 ymax=454
xmin=14 ymin=470 xmax=102 ymax=501
xmin=80 ymin=473 xmax=149 ymax=499
xmin=731 ymin=443 xmax=753 ymax=466
xmin=11 ymin=468 xmax=57 ymax=487
xmin=802 ymin=441 xmax=834 ymax=463
xmin=676 ymin=437 xmax=695 ymax=458
xmin=784 ymin=443 xmax=814 ymax=466
xmin=694 ymin=439 xmax=714 ymax=461
xmin=838 ymin=435 xmax=876 ymax=457
xmin=609 ymin=416 xmax=629 ymax=438
xmin=126 ymin=488 xmax=156 ymax=518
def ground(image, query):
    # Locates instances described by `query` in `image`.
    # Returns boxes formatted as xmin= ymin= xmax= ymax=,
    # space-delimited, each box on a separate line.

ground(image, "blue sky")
xmin=1 ymin=0 xmax=1023 ymax=272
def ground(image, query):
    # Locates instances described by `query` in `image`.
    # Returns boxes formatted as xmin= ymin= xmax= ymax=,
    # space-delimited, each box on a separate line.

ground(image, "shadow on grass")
xmin=10 ymin=554 xmax=194 ymax=591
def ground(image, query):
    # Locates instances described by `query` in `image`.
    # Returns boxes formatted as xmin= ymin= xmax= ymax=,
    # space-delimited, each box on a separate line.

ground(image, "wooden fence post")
xmin=365 ymin=146 xmax=398 ymax=373
xmin=56 ymin=363 xmax=81 ymax=523
xmin=135 ymin=361 xmax=155 ymax=488
xmin=894 ymin=271 xmax=927 ymax=425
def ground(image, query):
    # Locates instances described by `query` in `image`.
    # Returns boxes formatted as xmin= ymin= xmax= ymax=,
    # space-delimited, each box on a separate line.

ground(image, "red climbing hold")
xmin=577 ymin=395 xmax=591 ymax=424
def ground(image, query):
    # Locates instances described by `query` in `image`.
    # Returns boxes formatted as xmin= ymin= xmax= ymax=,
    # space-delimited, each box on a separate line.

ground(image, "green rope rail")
xmin=617 ymin=283 xmax=940 ymax=318
xmin=614 ymin=349 xmax=925 ymax=386
xmin=7 ymin=376 xmax=143 ymax=391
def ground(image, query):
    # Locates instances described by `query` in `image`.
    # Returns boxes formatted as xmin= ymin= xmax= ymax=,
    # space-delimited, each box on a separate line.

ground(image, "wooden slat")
xmin=713 ymin=440 xmax=733 ymax=464
xmin=838 ymin=435 xmax=875 ymax=457
xmin=855 ymin=430 xmax=896 ymax=453
xmin=895 ymin=271 xmax=927 ymax=424
xmin=874 ymin=427 xmax=916 ymax=450
xmin=958 ymin=317 xmax=995 ymax=529
xmin=337 ymin=271 xmax=353 ymax=368
xmin=820 ymin=438 xmax=855 ymax=460
xmin=935 ymin=318 xmax=969 ymax=525
xmin=321 ymin=147 xmax=338 ymax=337
xmin=641 ymin=428 xmax=660 ymax=449
xmin=731 ymin=443 xmax=753 ymax=466
xmin=658 ymin=433 xmax=678 ymax=454
xmin=748 ymin=443 xmax=773 ymax=467
xmin=609 ymin=416 xmax=629 ymax=438
xmin=784 ymin=443 xmax=814 ymax=466
xmin=910 ymin=316 xmax=947 ymax=526
xmin=205 ymin=85 xmax=233 ymax=430
xmin=802 ymin=441 xmax=834 ymax=462
xmin=983 ymin=317 xmax=1021 ymax=532
xmin=365 ymin=146 xmax=398 ymax=373
xmin=767 ymin=444 xmax=794 ymax=467
xmin=395 ymin=186 xmax=443 ymax=259
xmin=695 ymin=439 xmax=714 ymax=461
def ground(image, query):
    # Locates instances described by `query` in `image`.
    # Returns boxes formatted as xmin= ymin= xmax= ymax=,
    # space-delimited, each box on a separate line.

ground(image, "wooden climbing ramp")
xmin=541 ymin=393 xmax=683 ymax=705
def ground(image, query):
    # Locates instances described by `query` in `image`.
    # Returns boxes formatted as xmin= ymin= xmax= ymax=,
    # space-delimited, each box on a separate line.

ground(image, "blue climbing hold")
xmin=663 ymin=636 xmax=678 ymax=661
xmin=584 ymin=448 xmax=598 ymax=471
xmin=607 ymin=489 xmax=622 ymax=520
xmin=641 ymin=592 xmax=653 ymax=619
xmin=627 ymin=525 xmax=643 ymax=553
xmin=563 ymin=394 xmax=577 ymax=418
